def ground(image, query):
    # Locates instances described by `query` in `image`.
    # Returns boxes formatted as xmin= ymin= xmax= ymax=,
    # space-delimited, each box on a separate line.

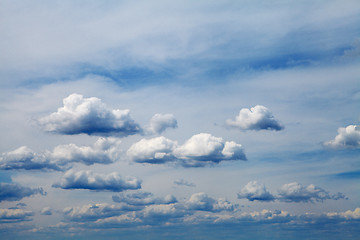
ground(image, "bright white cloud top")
xmin=147 ymin=113 xmax=178 ymax=134
xmin=226 ymin=105 xmax=284 ymax=131
xmin=324 ymin=125 xmax=360 ymax=149
xmin=127 ymin=133 xmax=246 ymax=167
xmin=38 ymin=93 xmax=142 ymax=136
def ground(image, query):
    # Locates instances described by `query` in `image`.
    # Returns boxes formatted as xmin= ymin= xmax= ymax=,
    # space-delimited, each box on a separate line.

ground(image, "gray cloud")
xmin=37 ymin=93 xmax=142 ymax=136
xmin=112 ymin=192 xmax=177 ymax=206
xmin=40 ymin=207 xmax=53 ymax=216
xmin=127 ymin=133 xmax=246 ymax=167
xmin=324 ymin=124 xmax=360 ymax=149
xmin=147 ymin=113 xmax=177 ymax=134
xmin=0 ymin=137 xmax=122 ymax=171
xmin=186 ymin=192 xmax=235 ymax=212
xmin=237 ymin=181 xmax=275 ymax=202
xmin=174 ymin=179 xmax=196 ymax=187
xmin=238 ymin=181 xmax=347 ymax=203
xmin=52 ymin=170 xmax=141 ymax=192
xmin=226 ymin=105 xmax=284 ymax=131
xmin=0 ymin=182 xmax=46 ymax=202
xmin=0 ymin=208 xmax=34 ymax=223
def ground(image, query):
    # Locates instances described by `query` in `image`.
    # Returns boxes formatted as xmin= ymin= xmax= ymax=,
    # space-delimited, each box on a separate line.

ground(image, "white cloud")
xmin=0 ymin=137 xmax=122 ymax=171
xmin=278 ymin=182 xmax=347 ymax=203
xmin=0 ymin=208 xmax=34 ymax=223
xmin=52 ymin=170 xmax=141 ymax=192
xmin=127 ymin=133 xmax=246 ymax=167
xmin=226 ymin=105 xmax=284 ymax=131
xmin=0 ymin=182 xmax=46 ymax=202
xmin=174 ymin=179 xmax=196 ymax=187
xmin=237 ymin=181 xmax=275 ymax=202
xmin=37 ymin=93 xmax=142 ymax=136
xmin=324 ymin=125 xmax=360 ymax=149
xmin=186 ymin=192 xmax=235 ymax=212
xmin=112 ymin=192 xmax=177 ymax=206
xmin=147 ymin=113 xmax=177 ymax=134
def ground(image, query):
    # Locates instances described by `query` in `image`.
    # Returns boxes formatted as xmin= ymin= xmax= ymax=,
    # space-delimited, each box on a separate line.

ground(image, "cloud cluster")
xmin=38 ymin=93 xmax=141 ymax=136
xmin=0 ymin=137 xmax=122 ymax=171
xmin=226 ymin=105 xmax=284 ymax=131
xmin=237 ymin=181 xmax=347 ymax=203
xmin=324 ymin=125 xmax=360 ymax=149
xmin=0 ymin=208 xmax=34 ymax=223
xmin=186 ymin=192 xmax=235 ymax=212
xmin=52 ymin=170 xmax=141 ymax=192
xmin=112 ymin=192 xmax=177 ymax=206
xmin=0 ymin=182 xmax=46 ymax=202
xmin=147 ymin=113 xmax=177 ymax=134
xmin=127 ymin=133 xmax=246 ymax=167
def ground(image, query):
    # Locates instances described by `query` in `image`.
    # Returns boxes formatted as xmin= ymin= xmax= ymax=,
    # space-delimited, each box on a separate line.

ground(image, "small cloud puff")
xmin=52 ymin=170 xmax=141 ymax=192
xmin=40 ymin=207 xmax=53 ymax=216
xmin=226 ymin=105 xmax=284 ymax=131
xmin=237 ymin=181 xmax=275 ymax=202
xmin=324 ymin=125 xmax=360 ymax=149
xmin=147 ymin=113 xmax=177 ymax=134
xmin=237 ymin=181 xmax=347 ymax=203
xmin=127 ymin=133 xmax=246 ymax=167
xmin=186 ymin=192 xmax=235 ymax=212
xmin=38 ymin=93 xmax=142 ymax=136
xmin=174 ymin=179 xmax=196 ymax=187
xmin=0 ymin=182 xmax=46 ymax=202
xmin=0 ymin=138 xmax=122 ymax=171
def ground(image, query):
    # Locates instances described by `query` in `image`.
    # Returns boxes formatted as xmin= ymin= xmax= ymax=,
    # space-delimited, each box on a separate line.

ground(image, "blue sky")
xmin=0 ymin=1 xmax=359 ymax=239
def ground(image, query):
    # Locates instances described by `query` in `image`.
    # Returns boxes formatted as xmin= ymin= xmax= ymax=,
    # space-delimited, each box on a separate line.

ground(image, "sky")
xmin=0 ymin=0 xmax=359 ymax=239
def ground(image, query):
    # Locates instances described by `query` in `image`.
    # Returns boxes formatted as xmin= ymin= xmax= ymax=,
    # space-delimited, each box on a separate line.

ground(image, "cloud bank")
xmin=237 ymin=181 xmax=347 ymax=203
xmin=226 ymin=105 xmax=284 ymax=131
xmin=52 ymin=170 xmax=141 ymax=192
xmin=127 ymin=133 xmax=246 ymax=167
xmin=0 ymin=182 xmax=46 ymax=202
xmin=324 ymin=124 xmax=360 ymax=149
xmin=112 ymin=192 xmax=177 ymax=206
xmin=38 ymin=93 xmax=141 ymax=136
xmin=0 ymin=208 xmax=34 ymax=223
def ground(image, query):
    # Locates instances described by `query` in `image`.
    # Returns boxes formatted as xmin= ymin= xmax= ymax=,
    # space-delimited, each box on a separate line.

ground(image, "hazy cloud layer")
xmin=226 ymin=105 xmax=284 ymax=131
xmin=324 ymin=125 xmax=360 ymax=149
xmin=52 ymin=170 xmax=141 ymax=192
xmin=127 ymin=133 xmax=246 ymax=167
xmin=237 ymin=181 xmax=275 ymax=202
xmin=0 ymin=138 xmax=122 ymax=171
xmin=112 ymin=192 xmax=177 ymax=206
xmin=174 ymin=179 xmax=196 ymax=187
xmin=0 ymin=182 xmax=46 ymax=202
xmin=147 ymin=113 xmax=177 ymax=134
xmin=38 ymin=93 xmax=142 ymax=136
xmin=0 ymin=208 xmax=34 ymax=223
xmin=238 ymin=181 xmax=347 ymax=203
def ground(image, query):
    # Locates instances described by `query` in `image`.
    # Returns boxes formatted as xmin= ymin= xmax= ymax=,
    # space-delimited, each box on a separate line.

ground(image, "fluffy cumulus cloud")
xmin=0 ymin=146 xmax=61 ymax=171
xmin=237 ymin=181 xmax=275 ymax=202
xmin=0 ymin=208 xmax=34 ymax=223
xmin=186 ymin=192 xmax=235 ymax=212
xmin=174 ymin=179 xmax=196 ymax=187
xmin=37 ymin=93 xmax=142 ymax=136
xmin=0 ymin=138 xmax=122 ymax=171
xmin=52 ymin=170 xmax=141 ymax=192
xmin=0 ymin=182 xmax=46 ymax=202
xmin=324 ymin=125 xmax=360 ymax=149
xmin=127 ymin=133 xmax=246 ymax=167
xmin=277 ymin=182 xmax=347 ymax=203
xmin=112 ymin=192 xmax=177 ymax=206
xmin=226 ymin=105 xmax=284 ymax=131
xmin=147 ymin=113 xmax=178 ymax=134
xmin=238 ymin=181 xmax=347 ymax=203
